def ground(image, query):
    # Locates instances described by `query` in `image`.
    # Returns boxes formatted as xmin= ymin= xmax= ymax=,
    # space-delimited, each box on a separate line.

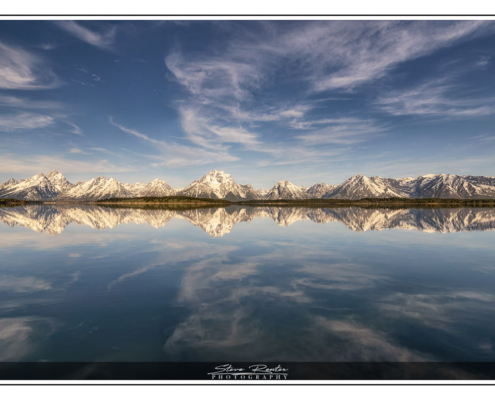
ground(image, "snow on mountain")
xmin=256 ymin=188 xmax=268 ymax=197
xmin=265 ymin=181 xmax=312 ymax=200
xmin=404 ymin=174 xmax=495 ymax=199
xmin=306 ymin=183 xmax=338 ymax=198
xmin=136 ymin=179 xmax=176 ymax=197
xmin=59 ymin=177 xmax=131 ymax=200
xmin=0 ymin=172 xmax=62 ymax=200
xmin=324 ymin=175 xmax=407 ymax=200
xmin=45 ymin=170 xmax=74 ymax=192
xmin=122 ymin=182 xmax=146 ymax=196
xmin=0 ymin=178 xmax=17 ymax=189
xmin=177 ymin=170 xmax=260 ymax=200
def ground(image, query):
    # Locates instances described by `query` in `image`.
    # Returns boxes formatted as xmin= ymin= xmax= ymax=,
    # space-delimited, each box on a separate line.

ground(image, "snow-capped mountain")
xmin=306 ymin=183 xmax=338 ymax=198
xmin=0 ymin=172 xmax=62 ymax=200
xmin=59 ymin=177 xmax=131 ymax=200
xmin=403 ymin=174 xmax=495 ymax=199
xmin=0 ymin=178 xmax=18 ymax=189
xmin=1 ymin=170 xmax=495 ymax=201
xmin=324 ymin=174 xmax=407 ymax=200
xmin=44 ymin=170 xmax=74 ymax=193
xmin=136 ymin=179 xmax=175 ymax=197
xmin=122 ymin=182 xmax=146 ymax=196
xmin=265 ymin=181 xmax=312 ymax=200
xmin=177 ymin=170 xmax=260 ymax=200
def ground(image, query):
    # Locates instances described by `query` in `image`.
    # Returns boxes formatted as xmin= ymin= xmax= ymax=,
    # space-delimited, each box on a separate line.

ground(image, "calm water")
xmin=1 ymin=205 xmax=495 ymax=362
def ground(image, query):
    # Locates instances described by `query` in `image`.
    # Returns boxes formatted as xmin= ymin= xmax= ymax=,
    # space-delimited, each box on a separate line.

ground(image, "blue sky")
xmin=0 ymin=20 xmax=494 ymax=188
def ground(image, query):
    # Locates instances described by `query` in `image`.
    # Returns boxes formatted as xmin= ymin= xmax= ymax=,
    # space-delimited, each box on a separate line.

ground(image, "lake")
xmin=1 ymin=205 xmax=495 ymax=364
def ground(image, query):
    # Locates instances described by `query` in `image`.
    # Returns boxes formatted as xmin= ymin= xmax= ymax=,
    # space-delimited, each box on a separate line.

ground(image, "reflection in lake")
xmin=1 ymin=205 xmax=495 ymax=236
xmin=0 ymin=205 xmax=494 ymax=362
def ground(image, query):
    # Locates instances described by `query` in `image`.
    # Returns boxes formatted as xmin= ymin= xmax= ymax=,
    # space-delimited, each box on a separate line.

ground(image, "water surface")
xmin=1 ymin=205 xmax=494 ymax=362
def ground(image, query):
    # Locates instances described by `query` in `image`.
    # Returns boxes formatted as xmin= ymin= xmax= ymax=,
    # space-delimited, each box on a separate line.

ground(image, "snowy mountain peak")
xmin=200 ymin=170 xmax=234 ymax=184
xmin=137 ymin=179 xmax=175 ymax=197
xmin=31 ymin=173 xmax=46 ymax=180
xmin=265 ymin=180 xmax=311 ymax=200
xmin=45 ymin=170 xmax=62 ymax=177
xmin=1 ymin=178 xmax=17 ymax=187
xmin=179 ymin=170 xmax=259 ymax=200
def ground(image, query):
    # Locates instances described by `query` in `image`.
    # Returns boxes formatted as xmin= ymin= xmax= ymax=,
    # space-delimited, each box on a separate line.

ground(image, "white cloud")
xmin=69 ymin=148 xmax=90 ymax=155
xmin=0 ymin=112 xmax=54 ymax=131
xmin=0 ymin=42 xmax=60 ymax=90
xmin=164 ymin=21 xmax=495 ymax=169
xmin=178 ymin=107 xmax=261 ymax=149
xmin=166 ymin=52 xmax=262 ymax=102
xmin=279 ymin=20 xmax=493 ymax=91
xmin=109 ymin=117 xmax=239 ymax=167
xmin=39 ymin=43 xmax=58 ymax=51
xmin=476 ymin=55 xmax=490 ymax=68
xmin=473 ymin=134 xmax=495 ymax=142
xmin=376 ymin=78 xmax=495 ymax=117
xmin=0 ymin=94 xmax=62 ymax=109
xmin=90 ymin=147 xmax=124 ymax=157
xmin=0 ymin=153 xmax=133 ymax=174
xmin=55 ymin=21 xmax=116 ymax=51
xmin=295 ymin=118 xmax=385 ymax=145
xmin=167 ymin=21 xmax=494 ymax=98
xmin=64 ymin=121 xmax=83 ymax=136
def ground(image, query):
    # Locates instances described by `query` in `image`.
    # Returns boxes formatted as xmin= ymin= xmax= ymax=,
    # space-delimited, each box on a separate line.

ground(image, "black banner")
xmin=1 ymin=362 xmax=495 ymax=381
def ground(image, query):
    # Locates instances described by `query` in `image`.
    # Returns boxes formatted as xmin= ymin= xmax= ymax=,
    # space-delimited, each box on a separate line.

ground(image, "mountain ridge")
xmin=1 ymin=169 xmax=495 ymax=201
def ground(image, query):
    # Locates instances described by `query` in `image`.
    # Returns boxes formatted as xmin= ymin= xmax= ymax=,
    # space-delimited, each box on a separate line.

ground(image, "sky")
xmin=0 ymin=19 xmax=494 ymax=189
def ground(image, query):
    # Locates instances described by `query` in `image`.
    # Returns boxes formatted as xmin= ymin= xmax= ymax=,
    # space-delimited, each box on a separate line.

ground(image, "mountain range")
xmin=1 ymin=169 xmax=495 ymax=201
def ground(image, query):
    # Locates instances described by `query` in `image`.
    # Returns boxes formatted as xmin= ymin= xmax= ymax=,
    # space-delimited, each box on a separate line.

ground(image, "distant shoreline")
xmin=2 ymin=196 xmax=495 ymax=209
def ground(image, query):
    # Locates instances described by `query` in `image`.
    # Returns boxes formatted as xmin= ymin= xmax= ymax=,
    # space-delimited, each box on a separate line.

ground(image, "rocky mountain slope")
xmin=307 ymin=183 xmax=338 ymax=198
xmin=324 ymin=175 xmax=407 ymax=200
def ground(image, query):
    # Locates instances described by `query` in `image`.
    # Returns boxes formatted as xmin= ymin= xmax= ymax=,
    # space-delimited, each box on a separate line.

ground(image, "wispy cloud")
xmin=473 ymin=134 xmax=495 ymax=142
xmin=0 ymin=112 xmax=54 ymax=131
xmin=166 ymin=52 xmax=263 ymax=102
xmin=0 ymin=94 xmax=62 ymax=109
xmin=167 ymin=21 xmax=494 ymax=97
xmin=179 ymin=107 xmax=261 ymax=149
xmin=69 ymin=148 xmax=90 ymax=155
xmin=376 ymin=78 xmax=495 ymax=117
xmin=0 ymin=42 xmax=60 ymax=90
xmin=109 ymin=117 xmax=239 ymax=167
xmin=38 ymin=43 xmax=58 ymax=51
xmin=295 ymin=119 xmax=386 ymax=145
xmin=71 ymin=78 xmax=94 ymax=87
xmin=55 ymin=21 xmax=116 ymax=51
xmin=90 ymin=147 xmax=124 ymax=157
xmin=476 ymin=55 xmax=490 ymax=68
xmin=0 ymin=153 xmax=133 ymax=174
xmin=293 ymin=21 xmax=493 ymax=91
xmin=64 ymin=121 xmax=83 ymax=136
xmin=164 ymin=21 xmax=495 ymax=170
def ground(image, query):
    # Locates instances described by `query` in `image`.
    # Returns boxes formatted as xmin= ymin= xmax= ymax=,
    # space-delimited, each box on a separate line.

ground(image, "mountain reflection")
xmin=1 ymin=205 xmax=495 ymax=237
